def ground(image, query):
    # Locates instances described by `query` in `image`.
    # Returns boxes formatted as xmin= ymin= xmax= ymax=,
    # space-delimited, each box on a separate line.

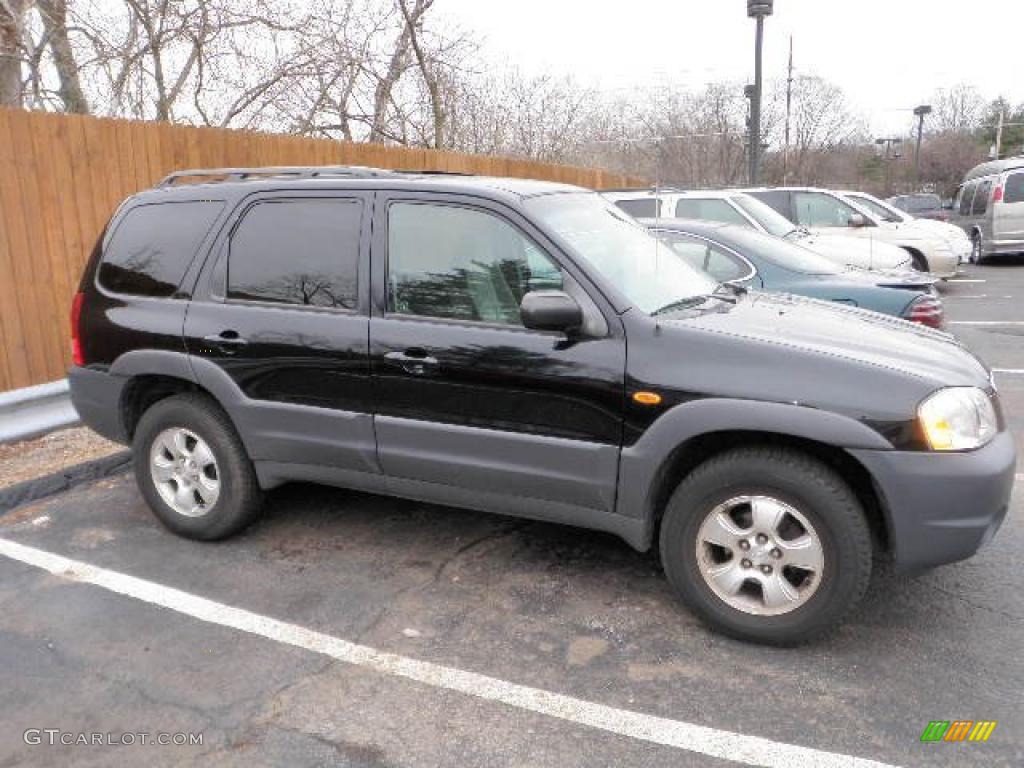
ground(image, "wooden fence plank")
xmin=0 ymin=107 xmax=643 ymax=391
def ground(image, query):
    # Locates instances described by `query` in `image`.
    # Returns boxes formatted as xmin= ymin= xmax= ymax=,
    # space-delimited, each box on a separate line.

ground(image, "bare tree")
xmin=931 ymin=83 xmax=985 ymax=134
xmin=0 ymin=0 xmax=30 ymax=106
xmin=34 ymin=0 xmax=87 ymax=112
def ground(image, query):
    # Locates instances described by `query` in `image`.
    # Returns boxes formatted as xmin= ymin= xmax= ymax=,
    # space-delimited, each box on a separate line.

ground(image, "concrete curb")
xmin=0 ymin=379 xmax=79 ymax=444
xmin=0 ymin=450 xmax=131 ymax=514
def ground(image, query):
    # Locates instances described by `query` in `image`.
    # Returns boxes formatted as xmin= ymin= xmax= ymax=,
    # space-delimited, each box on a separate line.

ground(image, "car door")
xmin=998 ymin=171 xmax=1024 ymax=242
xmin=972 ymin=178 xmax=993 ymax=242
xmin=369 ymin=192 xmax=626 ymax=516
xmin=184 ymin=190 xmax=377 ymax=473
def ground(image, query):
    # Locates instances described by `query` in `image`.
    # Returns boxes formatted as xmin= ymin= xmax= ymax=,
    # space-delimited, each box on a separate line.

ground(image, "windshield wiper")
xmin=653 ymin=289 xmax=737 ymax=316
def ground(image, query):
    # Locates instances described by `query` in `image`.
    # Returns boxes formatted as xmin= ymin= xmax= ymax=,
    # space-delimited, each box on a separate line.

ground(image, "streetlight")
xmin=875 ymin=137 xmax=902 ymax=196
xmin=747 ymin=0 xmax=773 ymax=185
xmin=912 ymin=104 xmax=932 ymax=186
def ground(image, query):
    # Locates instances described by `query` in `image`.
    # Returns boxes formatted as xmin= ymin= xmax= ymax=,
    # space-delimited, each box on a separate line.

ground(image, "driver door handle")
xmin=384 ymin=348 xmax=439 ymax=375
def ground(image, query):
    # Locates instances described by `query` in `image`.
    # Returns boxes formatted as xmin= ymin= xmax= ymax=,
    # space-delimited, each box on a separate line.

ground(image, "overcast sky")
xmin=440 ymin=0 xmax=1022 ymax=136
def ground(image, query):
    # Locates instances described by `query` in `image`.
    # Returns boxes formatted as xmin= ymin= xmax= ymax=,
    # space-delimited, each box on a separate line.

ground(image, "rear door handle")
xmin=384 ymin=348 xmax=439 ymax=375
xmin=203 ymin=330 xmax=248 ymax=354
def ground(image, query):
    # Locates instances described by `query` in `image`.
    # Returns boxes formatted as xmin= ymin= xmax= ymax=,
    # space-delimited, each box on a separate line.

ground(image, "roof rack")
xmin=155 ymin=165 xmax=397 ymax=188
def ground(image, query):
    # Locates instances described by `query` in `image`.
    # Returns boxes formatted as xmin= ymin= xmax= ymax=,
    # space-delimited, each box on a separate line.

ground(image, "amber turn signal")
xmin=632 ymin=391 xmax=662 ymax=406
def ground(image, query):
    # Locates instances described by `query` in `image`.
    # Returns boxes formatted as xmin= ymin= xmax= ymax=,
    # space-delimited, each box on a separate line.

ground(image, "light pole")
xmin=912 ymin=104 xmax=932 ymax=186
xmin=876 ymin=137 xmax=902 ymax=196
xmin=747 ymin=0 xmax=773 ymax=185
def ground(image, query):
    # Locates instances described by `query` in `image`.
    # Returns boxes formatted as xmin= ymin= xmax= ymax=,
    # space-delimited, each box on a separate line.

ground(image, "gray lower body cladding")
xmin=850 ymin=430 xmax=1016 ymax=571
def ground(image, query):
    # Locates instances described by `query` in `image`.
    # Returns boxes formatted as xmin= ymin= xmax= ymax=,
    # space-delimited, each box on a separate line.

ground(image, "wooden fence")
xmin=0 ymin=107 xmax=643 ymax=392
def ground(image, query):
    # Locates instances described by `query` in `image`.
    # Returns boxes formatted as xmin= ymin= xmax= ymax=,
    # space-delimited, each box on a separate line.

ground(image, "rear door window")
xmin=972 ymin=179 xmax=992 ymax=216
xmin=227 ymin=199 xmax=361 ymax=309
xmin=1003 ymin=172 xmax=1024 ymax=204
xmin=614 ymin=198 xmax=660 ymax=218
xmin=99 ymin=201 xmax=224 ymax=297
xmin=673 ymin=198 xmax=751 ymax=226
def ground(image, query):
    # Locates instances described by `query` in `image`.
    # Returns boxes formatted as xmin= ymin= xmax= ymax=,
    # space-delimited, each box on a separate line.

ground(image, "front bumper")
xmin=850 ymin=430 xmax=1016 ymax=572
xmin=923 ymin=247 xmax=959 ymax=278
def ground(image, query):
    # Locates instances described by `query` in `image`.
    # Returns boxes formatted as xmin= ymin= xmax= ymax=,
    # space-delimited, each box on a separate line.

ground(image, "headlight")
xmin=918 ymin=387 xmax=997 ymax=450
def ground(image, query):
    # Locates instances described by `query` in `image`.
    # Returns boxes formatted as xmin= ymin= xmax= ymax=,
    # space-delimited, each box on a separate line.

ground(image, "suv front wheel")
xmin=659 ymin=447 xmax=872 ymax=645
xmin=133 ymin=393 xmax=263 ymax=540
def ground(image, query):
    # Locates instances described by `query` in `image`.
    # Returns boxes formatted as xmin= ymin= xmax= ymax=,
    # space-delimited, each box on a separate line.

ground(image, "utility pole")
xmin=994 ymin=109 xmax=1004 ymax=159
xmin=912 ymin=104 xmax=931 ymax=187
xmin=783 ymin=35 xmax=793 ymax=184
xmin=747 ymin=1 xmax=773 ymax=185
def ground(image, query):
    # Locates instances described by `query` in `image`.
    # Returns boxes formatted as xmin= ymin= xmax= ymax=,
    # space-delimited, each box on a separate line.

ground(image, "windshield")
xmin=526 ymin=193 xmax=718 ymax=314
xmin=713 ymin=226 xmax=842 ymax=275
xmin=847 ymin=194 xmax=903 ymax=223
xmin=730 ymin=194 xmax=797 ymax=237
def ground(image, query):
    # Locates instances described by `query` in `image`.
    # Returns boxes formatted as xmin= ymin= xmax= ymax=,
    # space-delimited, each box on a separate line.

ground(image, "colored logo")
xmin=920 ymin=721 xmax=997 ymax=742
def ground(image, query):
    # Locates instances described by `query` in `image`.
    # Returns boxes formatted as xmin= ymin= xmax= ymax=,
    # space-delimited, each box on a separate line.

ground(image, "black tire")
xmin=659 ymin=447 xmax=872 ymax=646
xmin=907 ymin=249 xmax=929 ymax=272
xmin=970 ymin=232 xmax=984 ymax=265
xmin=133 ymin=393 xmax=262 ymax=540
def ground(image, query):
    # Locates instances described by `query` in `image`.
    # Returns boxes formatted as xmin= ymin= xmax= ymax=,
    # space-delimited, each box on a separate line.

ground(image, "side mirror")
xmin=847 ymin=213 xmax=867 ymax=228
xmin=520 ymin=290 xmax=582 ymax=334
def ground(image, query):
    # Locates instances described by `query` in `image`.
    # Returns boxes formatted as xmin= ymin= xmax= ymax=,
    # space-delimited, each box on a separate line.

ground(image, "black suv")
xmin=69 ymin=166 xmax=1016 ymax=644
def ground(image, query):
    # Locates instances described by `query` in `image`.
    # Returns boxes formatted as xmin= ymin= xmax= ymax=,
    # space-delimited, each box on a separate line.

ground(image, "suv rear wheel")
xmin=133 ymin=393 xmax=262 ymax=540
xmin=659 ymin=447 xmax=872 ymax=645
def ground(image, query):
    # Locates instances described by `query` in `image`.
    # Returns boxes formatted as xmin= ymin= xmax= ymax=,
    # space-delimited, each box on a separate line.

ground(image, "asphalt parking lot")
xmin=1 ymin=259 xmax=1023 ymax=768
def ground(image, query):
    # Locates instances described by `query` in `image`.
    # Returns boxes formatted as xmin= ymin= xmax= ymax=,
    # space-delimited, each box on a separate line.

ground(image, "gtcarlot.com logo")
xmin=24 ymin=729 xmax=203 ymax=747
xmin=920 ymin=720 xmax=997 ymax=743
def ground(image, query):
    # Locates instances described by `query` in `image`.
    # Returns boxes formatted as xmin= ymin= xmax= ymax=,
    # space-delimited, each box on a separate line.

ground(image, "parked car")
xmin=69 ymin=166 xmax=1015 ymax=645
xmin=641 ymin=218 xmax=943 ymax=327
xmin=841 ymin=190 xmax=972 ymax=265
xmin=952 ymin=157 xmax=1024 ymax=263
xmin=602 ymin=188 xmax=915 ymax=272
xmin=886 ymin=193 xmax=949 ymax=222
xmin=743 ymin=187 xmax=960 ymax=277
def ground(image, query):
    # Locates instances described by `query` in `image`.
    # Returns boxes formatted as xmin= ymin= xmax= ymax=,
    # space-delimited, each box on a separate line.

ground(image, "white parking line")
xmin=946 ymin=278 xmax=986 ymax=283
xmin=945 ymin=295 xmax=1014 ymax=300
xmin=994 ymin=369 xmax=1024 ymax=375
xmin=0 ymin=536 xmax=897 ymax=768
xmin=948 ymin=321 xmax=1024 ymax=326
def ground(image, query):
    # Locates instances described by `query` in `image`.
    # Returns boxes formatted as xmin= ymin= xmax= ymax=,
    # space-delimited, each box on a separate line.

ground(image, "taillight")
xmin=903 ymin=294 xmax=944 ymax=329
xmin=71 ymin=291 xmax=85 ymax=366
xmin=993 ymin=185 xmax=1003 ymax=203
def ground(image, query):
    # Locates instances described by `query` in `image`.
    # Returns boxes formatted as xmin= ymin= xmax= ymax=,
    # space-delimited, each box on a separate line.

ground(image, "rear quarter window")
xmin=1004 ymin=172 xmax=1024 ymax=204
xmin=614 ymin=198 xmax=660 ymax=218
xmin=98 ymin=201 xmax=224 ymax=297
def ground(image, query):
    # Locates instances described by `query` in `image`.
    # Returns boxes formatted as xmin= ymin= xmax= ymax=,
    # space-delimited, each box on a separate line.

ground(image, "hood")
xmin=903 ymin=218 xmax=971 ymax=243
xmin=662 ymin=291 xmax=989 ymax=389
xmin=797 ymin=232 xmax=910 ymax=270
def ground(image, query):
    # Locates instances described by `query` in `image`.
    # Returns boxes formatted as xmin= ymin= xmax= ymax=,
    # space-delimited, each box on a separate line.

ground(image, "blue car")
xmin=643 ymin=218 xmax=944 ymax=328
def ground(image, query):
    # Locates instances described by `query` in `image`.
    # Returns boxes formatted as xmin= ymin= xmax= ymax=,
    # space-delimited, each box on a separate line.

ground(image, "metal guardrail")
xmin=0 ymin=379 xmax=80 ymax=444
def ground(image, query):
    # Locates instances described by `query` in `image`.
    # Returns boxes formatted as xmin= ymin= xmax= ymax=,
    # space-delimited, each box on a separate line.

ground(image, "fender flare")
xmin=615 ymin=398 xmax=893 ymax=549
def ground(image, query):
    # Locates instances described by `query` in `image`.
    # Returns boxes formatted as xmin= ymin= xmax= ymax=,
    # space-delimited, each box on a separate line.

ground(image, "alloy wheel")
xmin=149 ymin=427 xmax=220 ymax=517
xmin=695 ymin=495 xmax=824 ymax=616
